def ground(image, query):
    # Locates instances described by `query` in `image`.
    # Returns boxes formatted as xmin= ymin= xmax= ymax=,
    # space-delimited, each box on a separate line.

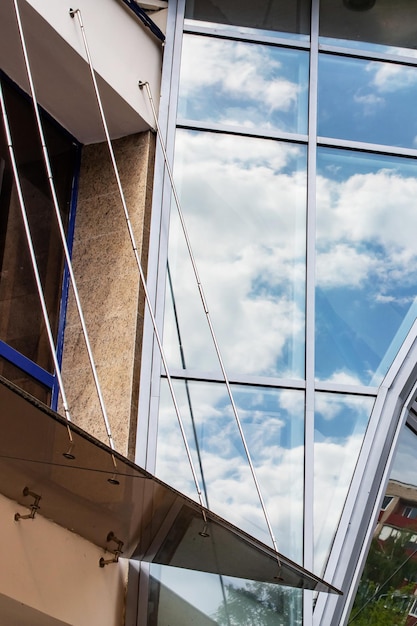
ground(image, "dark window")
xmin=381 ymin=496 xmax=393 ymax=511
xmin=0 ymin=74 xmax=78 ymax=403
xmin=403 ymin=506 xmax=417 ymax=519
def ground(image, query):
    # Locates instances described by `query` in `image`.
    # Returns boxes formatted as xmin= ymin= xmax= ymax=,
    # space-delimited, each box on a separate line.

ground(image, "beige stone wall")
xmin=61 ymin=131 xmax=154 ymax=458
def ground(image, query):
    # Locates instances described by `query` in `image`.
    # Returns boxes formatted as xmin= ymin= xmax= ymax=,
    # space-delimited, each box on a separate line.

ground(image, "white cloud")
xmin=316 ymin=169 xmax=417 ymax=295
xmin=165 ymin=131 xmax=307 ymax=377
xmin=367 ymin=60 xmax=417 ymax=93
xmin=179 ymin=36 xmax=302 ymax=123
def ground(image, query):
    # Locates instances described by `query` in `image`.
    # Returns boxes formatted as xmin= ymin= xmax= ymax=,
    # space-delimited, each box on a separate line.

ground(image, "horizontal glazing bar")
xmin=0 ymin=341 xmax=55 ymax=388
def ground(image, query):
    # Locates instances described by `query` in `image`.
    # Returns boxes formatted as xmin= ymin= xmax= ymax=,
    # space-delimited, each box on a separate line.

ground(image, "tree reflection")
xmin=214 ymin=582 xmax=301 ymax=626
xmin=349 ymin=533 xmax=417 ymax=625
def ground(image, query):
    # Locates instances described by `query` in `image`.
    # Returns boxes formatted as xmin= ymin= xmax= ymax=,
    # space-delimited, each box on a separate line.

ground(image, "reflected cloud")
xmin=316 ymin=153 xmax=417 ymax=384
xmin=157 ymin=382 xmax=305 ymax=563
xmin=368 ymin=61 xmax=417 ymax=93
xmin=179 ymin=35 xmax=308 ymax=133
xmin=166 ymin=131 xmax=306 ymax=378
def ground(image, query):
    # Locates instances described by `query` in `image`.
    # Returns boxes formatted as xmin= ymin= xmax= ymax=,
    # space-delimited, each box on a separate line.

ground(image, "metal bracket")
xmin=14 ymin=487 xmax=41 ymax=521
xmin=99 ymin=531 xmax=124 ymax=567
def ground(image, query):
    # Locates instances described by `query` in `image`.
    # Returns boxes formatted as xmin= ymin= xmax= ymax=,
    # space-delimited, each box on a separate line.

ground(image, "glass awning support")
xmin=0 ymin=375 xmax=341 ymax=595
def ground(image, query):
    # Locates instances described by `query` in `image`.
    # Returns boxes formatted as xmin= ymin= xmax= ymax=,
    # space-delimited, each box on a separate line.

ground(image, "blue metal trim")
xmin=120 ymin=0 xmax=166 ymax=42
xmin=51 ymin=142 xmax=82 ymax=410
xmin=0 ymin=341 xmax=55 ymax=388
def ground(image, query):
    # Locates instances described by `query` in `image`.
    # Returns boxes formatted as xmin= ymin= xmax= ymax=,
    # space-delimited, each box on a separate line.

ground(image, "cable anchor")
xmin=14 ymin=487 xmax=41 ymax=521
xmin=99 ymin=531 xmax=124 ymax=567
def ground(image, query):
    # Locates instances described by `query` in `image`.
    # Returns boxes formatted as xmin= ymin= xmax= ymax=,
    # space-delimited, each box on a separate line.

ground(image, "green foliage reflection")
xmin=214 ymin=581 xmax=301 ymax=626
xmin=348 ymin=533 xmax=417 ymax=625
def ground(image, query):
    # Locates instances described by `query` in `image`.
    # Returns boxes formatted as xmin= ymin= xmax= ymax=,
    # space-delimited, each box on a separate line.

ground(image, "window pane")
xmin=156 ymin=380 xmax=305 ymax=564
xmin=164 ymin=130 xmax=306 ymax=379
xmin=0 ymin=356 xmax=51 ymax=405
xmin=316 ymin=148 xmax=417 ymax=386
xmin=0 ymin=77 xmax=77 ymax=374
xmin=178 ymin=35 xmax=309 ymax=135
xmin=318 ymin=55 xmax=417 ymax=149
xmin=185 ymin=0 xmax=311 ymax=38
xmin=148 ymin=565 xmax=303 ymax=626
xmin=314 ymin=392 xmax=374 ymax=573
xmin=320 ymin=0 xmax=417 ymax=55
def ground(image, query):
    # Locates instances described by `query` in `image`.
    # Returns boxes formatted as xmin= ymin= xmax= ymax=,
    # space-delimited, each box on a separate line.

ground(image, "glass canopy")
xmin=0 ymin=375 xmax=340 ymax=594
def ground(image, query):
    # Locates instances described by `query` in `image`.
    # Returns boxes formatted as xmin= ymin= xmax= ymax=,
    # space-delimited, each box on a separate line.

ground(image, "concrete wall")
xmin=61 ymin=131 xmax=154 ymax=457
xmin=0 ymin=492 xmax=127 ymax=626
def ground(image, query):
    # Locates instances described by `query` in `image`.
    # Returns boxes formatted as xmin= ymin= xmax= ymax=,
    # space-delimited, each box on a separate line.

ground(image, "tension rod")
xmin=13 ymin=0 xmax=115 ymax=454
xmin=69 ymin=7 xmax=208 ymax=520
xmin=139 ymin=80 xmax=281 ymax=563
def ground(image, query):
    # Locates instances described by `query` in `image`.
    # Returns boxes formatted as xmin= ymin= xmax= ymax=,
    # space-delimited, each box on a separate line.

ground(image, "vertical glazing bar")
xmin=12 ymin=0 xmax=115 ymax=454
xmin=0 ymin=81 xmax=72 ymax=429
xmin=69 ymin=7 xmax=208 ymax=516
xmin=305 ymin=0 xmax=320 ymax=623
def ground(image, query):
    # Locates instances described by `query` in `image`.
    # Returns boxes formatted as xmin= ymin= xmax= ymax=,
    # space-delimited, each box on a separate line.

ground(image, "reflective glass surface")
xmin=156 ymin=380 xmax=305 ymax=564
xmin=0 ymin=76 xmax=76 ymax=375
xmin=0 ymin=355 xmax=51 ymax=404
xmin=178 ymin=35 xmax=309 ymax=134
xmin=164 ymin=130 xmax=307 ymax=379
xmin=348 ymin=424 xmax=417 ymax=624
xmin=316 ymin=148 xmax=417 ymax=386
xmin=185 ymin=0 xmax=311 ymax=38
xmin=318 ymin=55 xmax=417 ymax=149
xmin=314 ymin=392 xmax=374 ymax=573
xmin=320 ymin=0 xmax=417 ymax=55
xmin=148 ymin=565 xmax=303 ymax=625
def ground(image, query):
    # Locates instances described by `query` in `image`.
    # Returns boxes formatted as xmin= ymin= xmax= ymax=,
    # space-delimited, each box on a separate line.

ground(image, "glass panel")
xmin=148 ymin=565 xmax=303 ymax=626
xmin=164 ymin=130 xmax=307 ymax=379
xmin=318 ymin=55 xmax=417 ymax=149
xmin=0 ymin=355 xmax=51 ymax=404
xmin=178 ymin=35 xmax=309 ymax=135
xmin=156 ymin=380 xmax=305 ymax=564
xmin=316 ymin=148 xmax=417 ymax=386
xmin=320 ymin=0 xmax=417 ymax=56
xmin=185 ymin=0 xmax=311 ymax=39
xmin=0 ymin=77 xmax=77 ymax=374
xmin=348 ymin=425 xmax=417 ymax=624
xmin=314 ymin=392 xmax=374 ymax=573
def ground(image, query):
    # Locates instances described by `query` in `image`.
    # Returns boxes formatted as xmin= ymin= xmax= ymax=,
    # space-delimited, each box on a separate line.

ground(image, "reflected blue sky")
xmin=164 ymin=130 xmax=307 ymax=379
xmin=178 ymin=35 xmax=309 ymax=134
xmin=156 ymin=380 xmax=305 ymax=563
xmin=316 ymin=148 xmax=417 ymax=385
xmin=314 ymin=393 xmax=374 ymax=573
xmin=318 ymin=55 xmax=417 ymax=148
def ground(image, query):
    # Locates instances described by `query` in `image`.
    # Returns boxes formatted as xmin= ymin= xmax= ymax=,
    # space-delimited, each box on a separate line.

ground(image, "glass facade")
xmin=143 ymin=0 xmax=417 ymax=624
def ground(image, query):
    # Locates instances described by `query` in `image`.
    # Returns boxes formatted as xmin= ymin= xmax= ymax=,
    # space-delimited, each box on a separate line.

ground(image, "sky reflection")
xmin=164 ymin=130 xmax=307 ymax=379
xmin=318 ymin=55 xmax=417 ymax=148
xmin=178 ymin=35 xmax=309 ymax=134
xmin=314 ymin=392 xmax=374 ymax=573
xmin=316 ymin=149 xmax=417 ymax=385
xmin=156 ymin=380 xmax=305 ymax=564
